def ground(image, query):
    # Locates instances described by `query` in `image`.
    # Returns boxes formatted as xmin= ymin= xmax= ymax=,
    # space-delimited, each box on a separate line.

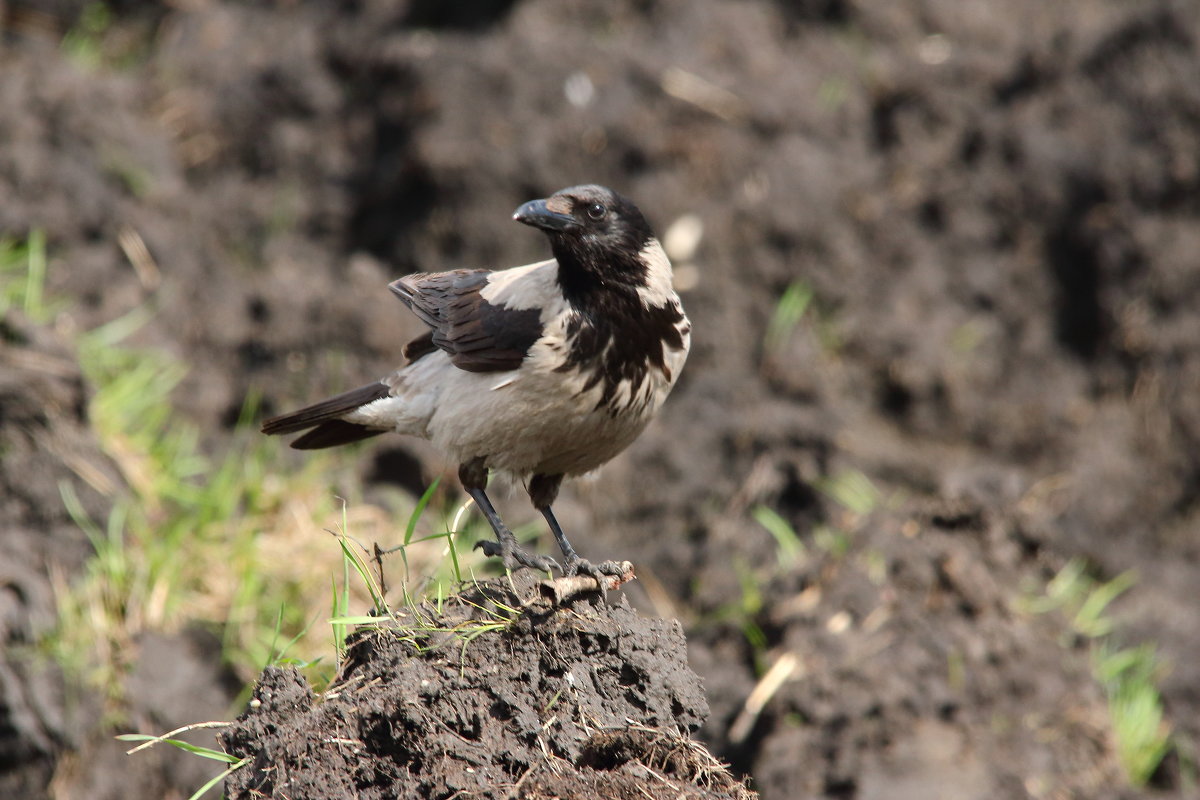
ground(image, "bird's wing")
xmin=389 ymin=269 xmax=543 ymax=373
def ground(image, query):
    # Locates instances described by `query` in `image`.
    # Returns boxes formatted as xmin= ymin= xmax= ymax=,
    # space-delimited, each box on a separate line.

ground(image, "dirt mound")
xmin=222 ymin=578 xmax=751 ymax=800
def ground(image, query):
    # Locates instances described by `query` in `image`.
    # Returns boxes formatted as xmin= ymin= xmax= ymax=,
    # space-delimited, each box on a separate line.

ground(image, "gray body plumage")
xmin=346 ymin=255 xmax=690 ymax=478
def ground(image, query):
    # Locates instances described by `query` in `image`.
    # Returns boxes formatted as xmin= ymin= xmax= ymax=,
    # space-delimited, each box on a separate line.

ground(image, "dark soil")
xmin=222 ymin=577 xmax=751 ymax=800
xmin=0 ymin=312 xmax=103 ymax=798
xmin=0 ymin=314 xmax=234 ymax=798
xmin=3 ymin=1 xmax=1199 ymax=798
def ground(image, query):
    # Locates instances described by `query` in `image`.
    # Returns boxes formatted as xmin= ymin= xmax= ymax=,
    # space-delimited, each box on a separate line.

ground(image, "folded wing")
xmin=390 ymin=269 xmax=543 ymax=373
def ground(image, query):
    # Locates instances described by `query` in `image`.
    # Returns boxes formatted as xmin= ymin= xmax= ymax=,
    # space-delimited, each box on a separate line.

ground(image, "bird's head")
xmin=513 ymin=185 xmax=663 ymax=299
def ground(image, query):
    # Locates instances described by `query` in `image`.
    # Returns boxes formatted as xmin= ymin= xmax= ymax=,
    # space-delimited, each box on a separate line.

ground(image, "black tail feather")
xmin=261 ymin=381 xmax=391 ymax=436
xmin=291 ymin=420 xmax=385 ymax=450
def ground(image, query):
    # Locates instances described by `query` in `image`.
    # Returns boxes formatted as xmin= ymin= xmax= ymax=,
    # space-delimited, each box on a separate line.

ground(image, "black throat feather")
xmin=551 ymin=239 xmax=686 ymax=416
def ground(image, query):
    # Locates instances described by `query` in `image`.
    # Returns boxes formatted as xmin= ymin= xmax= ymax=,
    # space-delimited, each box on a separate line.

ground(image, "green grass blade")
xmin=328 ymin=614 xmax=393 ymax=625
xmin=24 ymin=229 xmax=45 ymax=319
xmin=405 ymin=478 xmax=441 ymax=545
xmin=331 ymin=576 xmax=346 ymax=657
xmin=337 ymin=535 xmax=386 ymax=612
xmin=80 ymin=303 xmax=156 ymax=349
xmin=1075 ymin=570 xmax=1137 ymax=638
xmin=814 ymin=469 xmax=879 ymax=516
xmin=765 ymin=280 xmax=813 ymax=352
xmin=752 ymin=505 xmax=806 ymax=564
xmin=58 ymin=480 xmax=103 ymax=541
xmin=444 ymin=531 xmax=462 ymax=583
xmin=186 ymin=757 xmax=250 ymax=800
xmin=115 ymin=734 xmax=240 ymax=764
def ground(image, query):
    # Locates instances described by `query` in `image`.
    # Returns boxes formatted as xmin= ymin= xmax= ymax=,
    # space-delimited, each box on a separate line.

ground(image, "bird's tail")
xmin=261 ymin=381 xmax=391 ymax=450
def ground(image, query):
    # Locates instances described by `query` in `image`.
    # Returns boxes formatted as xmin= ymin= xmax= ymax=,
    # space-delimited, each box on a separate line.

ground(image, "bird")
xmin=261 ymin=184 xmax=691 ymax=585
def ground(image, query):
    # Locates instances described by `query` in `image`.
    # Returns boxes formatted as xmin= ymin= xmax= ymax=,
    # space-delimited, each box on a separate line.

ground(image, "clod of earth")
xmin=222 ymin=577 xmax=754 ymax=800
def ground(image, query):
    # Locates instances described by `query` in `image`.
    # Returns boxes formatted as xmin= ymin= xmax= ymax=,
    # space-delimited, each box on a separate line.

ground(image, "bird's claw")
xmin=474 ymin=538 xmax=559 ymax=574
xmin=561 ymin=557 xmax=628 ymax=601
xmin=563 ymin=557 xmax=627 ymax=579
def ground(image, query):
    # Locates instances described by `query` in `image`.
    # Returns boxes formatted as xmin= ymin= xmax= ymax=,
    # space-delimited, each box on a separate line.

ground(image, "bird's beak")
xmin=513 ymin=198 xmax=575 ymax=232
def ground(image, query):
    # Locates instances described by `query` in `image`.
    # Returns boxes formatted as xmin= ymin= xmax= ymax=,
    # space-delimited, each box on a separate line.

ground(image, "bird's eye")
xmin=586 ymin=202 xmax=606 ymax=220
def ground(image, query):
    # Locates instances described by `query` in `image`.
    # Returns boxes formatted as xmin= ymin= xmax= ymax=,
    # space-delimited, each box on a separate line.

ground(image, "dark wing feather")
xmin=261 ymin=381 xmax=391 ymax=436
xmin=402 ymin=330 xmax=437 ymax=363
xmin=389 ymin=270 xmax=542 ymax=373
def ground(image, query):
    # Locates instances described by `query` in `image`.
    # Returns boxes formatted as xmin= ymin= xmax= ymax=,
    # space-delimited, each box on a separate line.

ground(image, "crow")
xmin=262 ymin=184 xmax=691 ymax=585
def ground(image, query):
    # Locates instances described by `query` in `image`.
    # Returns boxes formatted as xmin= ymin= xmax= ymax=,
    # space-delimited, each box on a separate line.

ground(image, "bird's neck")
xmin=553 ymin=248 xmax=636 ymax=313
xmin=551 ymin=238 xmax=672 ymax=318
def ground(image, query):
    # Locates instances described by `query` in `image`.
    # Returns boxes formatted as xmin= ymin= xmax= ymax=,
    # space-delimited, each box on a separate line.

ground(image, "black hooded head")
xmin=514 ymin=184 xmax=659 ymax=306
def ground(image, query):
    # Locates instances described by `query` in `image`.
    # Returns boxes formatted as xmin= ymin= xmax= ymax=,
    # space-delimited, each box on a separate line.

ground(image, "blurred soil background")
xmin=2 ymin=1 xmax=1199 ymax=798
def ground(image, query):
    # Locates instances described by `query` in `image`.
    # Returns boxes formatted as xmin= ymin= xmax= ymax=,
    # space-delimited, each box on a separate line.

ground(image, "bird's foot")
xmin=563 ymin=557 xmax=627 ymax=579
xmin=561 ymin=556 xmax=628 ymax=601
xmin=475 ymin=535 xmax=559 ymax=574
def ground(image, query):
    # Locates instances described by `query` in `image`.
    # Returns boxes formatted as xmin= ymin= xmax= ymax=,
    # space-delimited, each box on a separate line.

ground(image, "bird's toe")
xmin=562 ymin=556 xmax=631 ymax=601
xmin=563 ymin=556 xmax=626 ymax=579
xmin=511 ymin=548 xmax=560 ymax=573
xmin=473 ymin=539 xmax=503 ymax=559
xmin=591 ymin=560 xmax=629 ymax=577
xmin=474 ymin=539 xmax=558 ymax=574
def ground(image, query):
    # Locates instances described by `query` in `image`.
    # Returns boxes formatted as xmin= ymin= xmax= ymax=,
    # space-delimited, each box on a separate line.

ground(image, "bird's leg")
xmin=530 ymin=474 xmax=626 ymax=593
xmin=460 ymin=459 xmax=557 ymax=573
xmin=470 ymin=488 xmax=558 ymax=572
